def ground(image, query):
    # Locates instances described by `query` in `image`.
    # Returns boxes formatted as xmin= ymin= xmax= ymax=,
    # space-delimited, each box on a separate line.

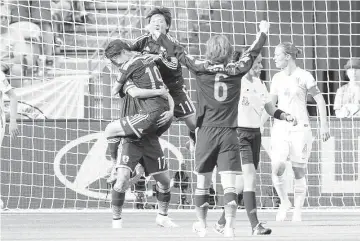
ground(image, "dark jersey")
xmin=157 ymin=32 xmax=267 ymax=128
xmin=130 ymin=33 xmax=183 ymax=87
xmin=117 ymin=54 xmax=169 ymax=113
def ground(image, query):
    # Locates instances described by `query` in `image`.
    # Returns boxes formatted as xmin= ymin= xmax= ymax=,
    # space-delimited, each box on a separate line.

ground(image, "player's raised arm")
xmin=226 ymin=21 xmax=269 ymax=76
xmin=154 ymin=32 xmax=209 ymax=75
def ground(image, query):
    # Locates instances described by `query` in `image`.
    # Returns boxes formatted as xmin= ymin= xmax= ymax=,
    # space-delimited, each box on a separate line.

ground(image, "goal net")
xmin=0 ymin=0 xmax=359 ymax=210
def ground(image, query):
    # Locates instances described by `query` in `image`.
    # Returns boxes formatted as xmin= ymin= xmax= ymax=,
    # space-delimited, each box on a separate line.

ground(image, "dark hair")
xmin=277 ymin=42 xmax=302 ymax=59
xmin=104 ymin=39 xmax=130 ymax=59
xmin=146 ymin=7 xmax=172 ymax=32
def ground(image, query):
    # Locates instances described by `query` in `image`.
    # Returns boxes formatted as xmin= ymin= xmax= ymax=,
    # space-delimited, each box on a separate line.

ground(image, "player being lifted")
xmin=262 ymin=42 xmax=330 ymax=222
xmin=213 ymin=50 xmax=297 ymax=235
xmin=129 ymin=7 xmax=196 ymax=143
xmin=104 ymin=40 xmax=178 ymax=228
xmin=150 ymin=21 xmax=276 ymax=237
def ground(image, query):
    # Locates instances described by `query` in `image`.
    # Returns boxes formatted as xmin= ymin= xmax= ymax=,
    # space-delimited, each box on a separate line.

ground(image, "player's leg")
xmin=111 ymin=141 xmax=142 ymax=228
xmin=193 ymin=172 xmax=212 ymax=237
xmin=170 ymin=85 xmax=196 ymax=144
xmin=141 ymin=135 xmax=179 ymax=227
xmin=0 ymin=118 xmax=5 ymax=147
xmin=192 ymin=127 xmax=218 ymax=237
xmin=112 ymin=167 xmax=131 ymax=228
xmin=289 ymin=129 xmax=313 ymax=222
xmin=216 ymin=128 xmax=242 ymax=237
xmin=270 ymin=126 xmax=292 ymax=221
xmin=106 ymin=137 xmax=121 ymax=184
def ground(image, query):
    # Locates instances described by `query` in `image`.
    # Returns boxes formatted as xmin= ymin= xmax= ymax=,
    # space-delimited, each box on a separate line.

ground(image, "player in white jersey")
xmin=0 ymin=69 xmax=19 ymax=146
xmin=214 ymin=51 xmax=296 ymax=235
xmin=266 ymin=42 xmax=330 ymax=222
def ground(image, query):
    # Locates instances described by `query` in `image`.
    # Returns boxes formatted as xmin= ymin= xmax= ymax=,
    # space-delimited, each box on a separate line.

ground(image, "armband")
xmin=273 ymin=109 xmax=285 ymax=120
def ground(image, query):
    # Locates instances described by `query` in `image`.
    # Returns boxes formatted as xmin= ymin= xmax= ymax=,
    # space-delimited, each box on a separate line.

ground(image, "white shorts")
xmin=270 ymin=123 xmax=313 ymax=166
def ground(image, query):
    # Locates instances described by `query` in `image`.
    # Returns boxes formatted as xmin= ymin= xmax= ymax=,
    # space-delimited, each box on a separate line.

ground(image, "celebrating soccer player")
xmin=264 ymin=42 xmax=330 ymax=222
xmin=129 ymin=7 xmax=197 ymax=144
xmin=213 ymin=50 xmax=296 ymax=235
xmin=151 ymin=20 xmax=270 ymax=237
xmin=104 ymin=40 xmax=178 ymax=229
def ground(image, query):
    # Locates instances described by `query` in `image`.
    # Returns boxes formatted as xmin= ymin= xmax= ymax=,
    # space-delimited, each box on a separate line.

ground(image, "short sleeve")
xmin=0 ymin=71 xmax=12 ymax=93
xmin=123 ymin=80 xmax=136 ymax=95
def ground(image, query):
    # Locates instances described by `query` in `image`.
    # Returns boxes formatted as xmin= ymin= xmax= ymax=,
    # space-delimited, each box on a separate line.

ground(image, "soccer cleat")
xmin=252 ymin=222 xmax=272 ymax=235
xmin=223 ymin=227 xmax=235 ymax=238
xmin=292 ymin=209 xmax=302 ymax=222
xmin=112 ymin=219 xmax=123 ymax=229
xmin=156 ymin=214 xmax=179 ymax=228
xmin=276 ymin=199 xmax=292 ymax=221
xmin=192 ymin=222 xmax=207 ymax=237
xmin=213 ymin=222 xmax=225 ymax=235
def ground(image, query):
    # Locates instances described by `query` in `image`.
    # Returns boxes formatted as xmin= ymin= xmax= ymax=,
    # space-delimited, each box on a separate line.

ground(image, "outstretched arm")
xmin=313 ymin=93 xmax=330 ymax=142
xmin=226 ymin=21 xmax=269 ymax=76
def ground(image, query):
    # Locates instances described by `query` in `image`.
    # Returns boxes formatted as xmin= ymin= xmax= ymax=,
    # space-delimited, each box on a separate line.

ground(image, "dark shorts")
xmin=116 ymin=135 xmax=168 ymax=176
xmin=237 ymin=127 xmax=262 ymax=169
xmin=117 ymin=109 xmax=165 ymax=138
xmin=195 ymin=126 xmax=241 ymax=174
xmin=169 ymin=84 xmax=195 ymax=119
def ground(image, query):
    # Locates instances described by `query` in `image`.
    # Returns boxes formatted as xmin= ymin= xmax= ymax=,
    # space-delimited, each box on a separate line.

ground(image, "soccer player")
xmin=129 ymin=7 xmax=197 ymax=143
xmin=266 ymin=42 xmax=330 ymax=222
xmin=104 ymin=40 xmax=178 ymax=229
xmin=0 ymin=64 xmax=19 ymax=146
xmin=213 ymin=50 xmax=297 ymax=235
xmin=152 ymin=21 xmax=270 ymax=237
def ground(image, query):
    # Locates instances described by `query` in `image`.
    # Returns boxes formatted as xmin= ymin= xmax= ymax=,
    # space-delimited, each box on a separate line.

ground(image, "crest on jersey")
xmin=242 ymin=96 xmax=250 ymax=106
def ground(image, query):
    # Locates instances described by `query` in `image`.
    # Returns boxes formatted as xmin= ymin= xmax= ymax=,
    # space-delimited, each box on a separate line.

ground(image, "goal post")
xmin=0 ymin=0 xmax=359 ymax=210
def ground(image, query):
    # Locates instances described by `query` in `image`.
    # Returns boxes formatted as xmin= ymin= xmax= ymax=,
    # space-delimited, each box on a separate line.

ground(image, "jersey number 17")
xmin=214 ymin=73 xmax=228 ymax=101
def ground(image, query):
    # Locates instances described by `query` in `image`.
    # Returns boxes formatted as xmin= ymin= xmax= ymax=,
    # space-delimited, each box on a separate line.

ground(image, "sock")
xmin=189 ymin=130 xmax=196 ymax=143
xmin=237 ymin=192 xmax=243 ymax=206
xmin=272 ymin=173 xmax=289 ymax=203
xmin=156 ymin=185 xmax=171 ymax=216
xmin=107 ymin=138 xmax=121 ymax=165
xmin=218 ymin=209 xmax=226 ymax=225
xmin=223 ymin=188 xmax=237 ymax=229
xmin=243 ymin=191 xmax=259 ymax=229
xmin=294 ymin=177 xmax=307 ymax=210
xmin=195 ymin=188 xmax=210 ymax=227
xmin=111 ymin=189 xmax=125 ymax=219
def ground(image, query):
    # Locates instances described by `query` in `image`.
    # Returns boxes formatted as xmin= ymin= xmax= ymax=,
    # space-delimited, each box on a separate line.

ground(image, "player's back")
xmin=195 ymin=71 xmax=241 ymax=128
xmin=119 ymin=54 xmax=169 ymax=113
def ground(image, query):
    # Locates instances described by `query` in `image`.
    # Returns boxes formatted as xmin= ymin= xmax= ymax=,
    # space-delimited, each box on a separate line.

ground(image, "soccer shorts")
xmin=270 ymin=123 xmax=313 ymax=166
xmin=168 ymin=83 xmax=195 ymax=119
xmin=114 ymin=109 xmax=166 ymax=139
xmin=237 ymin=127 xmax=262 ymax=170
xmin=195 ymin=126 xmax=241 ymax=174
xmin=116 ymin=135 xmax=168 ymax=176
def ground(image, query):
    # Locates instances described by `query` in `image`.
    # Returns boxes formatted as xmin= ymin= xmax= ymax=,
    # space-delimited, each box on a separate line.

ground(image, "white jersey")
xmin=0 ymin=71 xmax=12 ymax=122
xmin=238 ymin=77 xmax=270 ymax=128
xmin=270 ymin=67 xmax=319 ymax=127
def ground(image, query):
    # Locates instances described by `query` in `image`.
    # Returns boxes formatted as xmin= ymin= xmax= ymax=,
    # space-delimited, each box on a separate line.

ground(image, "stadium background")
xmin=0 ymin=0 xmax=359 ymax=210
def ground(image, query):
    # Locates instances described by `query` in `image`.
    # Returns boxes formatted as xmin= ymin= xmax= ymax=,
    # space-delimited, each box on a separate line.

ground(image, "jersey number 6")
xmin=214 ymin=73 xmax=228 ymax=101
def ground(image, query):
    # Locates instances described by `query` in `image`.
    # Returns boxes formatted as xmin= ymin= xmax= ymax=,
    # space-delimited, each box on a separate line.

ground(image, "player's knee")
xmin=104 ymin=123 xmax=115 ymax=138
xmin=272 ymin=161 xmax=286 ymax=176
xmin=223 ymin=187 xmax=238 ymax=206
xmin=107 ymin=138 xmax=121 ymax=158
xmin=196 ymin=173 xmax=212 ymax=189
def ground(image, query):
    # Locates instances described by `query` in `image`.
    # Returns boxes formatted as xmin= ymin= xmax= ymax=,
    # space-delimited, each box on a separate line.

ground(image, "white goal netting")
xmin=0 ymin=0 xmax=359 ymax=210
